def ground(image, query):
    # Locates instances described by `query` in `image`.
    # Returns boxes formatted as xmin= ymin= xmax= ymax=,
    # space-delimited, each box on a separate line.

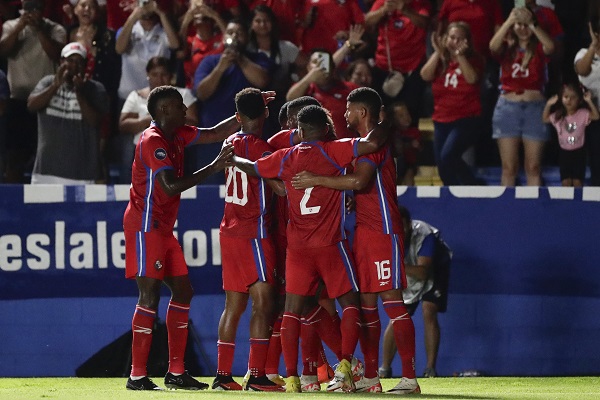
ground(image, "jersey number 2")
xmin=300 ymin=187 xmax=321 ymax=215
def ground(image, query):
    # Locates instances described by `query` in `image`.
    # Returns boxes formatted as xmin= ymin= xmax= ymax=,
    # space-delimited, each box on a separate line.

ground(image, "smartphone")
xmin=314 ymin=51 xmax=331 ymax=73
xmin=514 ymin=0 xmax=526 ymax=7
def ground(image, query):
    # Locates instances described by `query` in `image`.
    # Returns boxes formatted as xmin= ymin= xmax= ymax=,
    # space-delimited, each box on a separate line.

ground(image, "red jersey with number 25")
xmin=497 ymin=43 xmax=548 ymax=94
xmin=255 ymin=138 xmax=360 ymax=249
xmin=123 ymin=124 xmax=199 ymax=234
xmin=221 ymin=132 xmax=274 ymax=239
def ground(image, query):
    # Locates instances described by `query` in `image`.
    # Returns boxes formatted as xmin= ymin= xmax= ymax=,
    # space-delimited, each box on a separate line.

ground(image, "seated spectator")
xmin=192 ymin=18 xmax=271 ymax=183
xmin=178 ymin=2 xmax=225 ymax=89
xmin=489 ymin=6 xmax=554 ymax=186
xmin=286 ymin=49 xmax=358 ymax=138
xmin=27 ymin=42 xmax=108 ymax=184
xmin=119 ymin=56 xmax=198 ymax=177
xmin=0 ymin=0 xmax=66 ymax=183
xmin=420 ymin=21 xmax=485 ymax=185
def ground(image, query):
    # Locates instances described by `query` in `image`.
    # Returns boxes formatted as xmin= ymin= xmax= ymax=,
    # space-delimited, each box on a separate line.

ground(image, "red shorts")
xmin=125 ymin=230 xmax=188 ymax=280
xmin=353 ymin=227 xmax=407 ymax=293
xmin=220 ymin=235 xmax=277 ymax=293
xmin=286 ymin=241 xmax=358 ymax=298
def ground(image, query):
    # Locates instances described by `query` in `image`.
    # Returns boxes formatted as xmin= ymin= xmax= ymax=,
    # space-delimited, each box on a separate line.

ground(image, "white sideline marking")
xmin=548 ymin=187 xmax=574 ymax=200
xmin=23 ymin=185 xmax=64 ymax=203
xmin=84 ymin=185 xmax=107 ymax=202
xmin=449 ymin=186 xmax=506 ymax=198
xmin=416 ymin=186 xmax=440 ymax=198
xmin=583 ymin=187 xmax=600 ymax=202
xmin=515 ymin=187 xmax=539 ymax=199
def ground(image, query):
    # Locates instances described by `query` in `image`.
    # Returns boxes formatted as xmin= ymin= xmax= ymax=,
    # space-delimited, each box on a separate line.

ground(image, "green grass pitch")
xmin=1 ymin=377 xmax=599 ymax=400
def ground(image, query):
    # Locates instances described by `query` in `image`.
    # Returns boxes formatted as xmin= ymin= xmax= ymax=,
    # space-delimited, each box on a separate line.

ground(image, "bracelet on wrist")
xmin=345 ymin=40 xmax=358 ymax=51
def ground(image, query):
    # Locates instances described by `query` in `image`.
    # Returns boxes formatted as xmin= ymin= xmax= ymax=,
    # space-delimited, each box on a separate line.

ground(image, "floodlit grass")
xmin=0 ymin=377 xmax=599 ymax=400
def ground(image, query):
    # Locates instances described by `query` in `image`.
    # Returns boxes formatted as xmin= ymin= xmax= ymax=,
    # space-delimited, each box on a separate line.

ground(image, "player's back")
xmin=221 ymin=132 xmax=274 ymax=238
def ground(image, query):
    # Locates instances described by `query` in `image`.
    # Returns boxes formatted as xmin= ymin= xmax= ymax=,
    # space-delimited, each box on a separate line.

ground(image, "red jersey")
xmin=354 ymin=146 xmax=403 ymax=235
xmin=306 ymin=80 xmax=359 ymax=138
xmin=184 ymin=33 xmax=223 ymax=88
xmin=497 ymin=43 xmax=548 ymax=94
xmin=431 ymin=57 xmax=483 ymax=123
xmin=221 ymin=132 xmax=274 ymax=238
xmin=267 ymin=129 xmax=297 ymax=237
xmin=123 ymin=124 xmax=199 ymax=233
xmin=437 ymin=0 xmax=503 ymax=58
xmin=372 ymin=0 xmax=430 ymax=73
xmin=534 ymin=6 xmax=563 ymax=40
xmin=255 ymin=138 xmax=360 ymax=248
xmin=299 ymin=0 xmax=364 ymax=54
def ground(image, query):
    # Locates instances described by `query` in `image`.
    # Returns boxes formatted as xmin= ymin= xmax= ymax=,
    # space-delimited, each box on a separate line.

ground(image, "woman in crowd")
xmin=421 ymin=21 xmax=484 ymax=185
xmin=489 ymin=6 xmax=554 ymax=186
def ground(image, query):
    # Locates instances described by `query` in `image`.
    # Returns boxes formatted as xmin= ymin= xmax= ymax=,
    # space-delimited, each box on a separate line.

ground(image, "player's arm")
xmin=355 ymin=119 xmax=390 ymax=156
xmin=405 ymin=255 xmax=432 ymax=281
xmin=230 ymin=155 xmax=260 ymax=177
xmin=266 ymin=178 xmax=286 ymax=196
xmin=291 ymin=160 xmax=375 ymax=191
xmin=157 ymin=143 xmax=233 ymax=196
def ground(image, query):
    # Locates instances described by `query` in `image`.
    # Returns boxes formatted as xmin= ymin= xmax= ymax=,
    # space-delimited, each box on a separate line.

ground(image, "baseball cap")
xmin=61 ymin=42 xmax=87 ymax=59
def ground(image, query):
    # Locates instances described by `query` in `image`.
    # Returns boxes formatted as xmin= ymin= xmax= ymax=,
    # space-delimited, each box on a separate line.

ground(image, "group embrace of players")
xmin=122 ymin=84 xmax=421 ymax=394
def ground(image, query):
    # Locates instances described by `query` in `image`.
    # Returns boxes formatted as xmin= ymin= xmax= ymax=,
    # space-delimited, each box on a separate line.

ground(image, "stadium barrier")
xmin=0 ymin=185 xmax=599 ymax=377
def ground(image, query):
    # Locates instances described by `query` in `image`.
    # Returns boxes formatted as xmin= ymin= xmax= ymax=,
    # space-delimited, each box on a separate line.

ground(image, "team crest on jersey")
xmin=154 ymin=260 xmax=163 ymax=270
xmin=154 ymin=148 xmax=167 ymax=160
xmin=394 ymin=20 xmax=404 ymax=29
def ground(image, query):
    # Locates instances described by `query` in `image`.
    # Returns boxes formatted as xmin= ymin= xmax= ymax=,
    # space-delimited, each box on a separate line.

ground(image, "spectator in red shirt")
xmin=365 ymin=0 xmax=430 ymax=124
xmin=489 ymin=6 xmax=554 ymax=186
xmin=286 ymin=49 xmax=359 ymax=138
xmin=421 ymin=21 xmax=485 ymax=185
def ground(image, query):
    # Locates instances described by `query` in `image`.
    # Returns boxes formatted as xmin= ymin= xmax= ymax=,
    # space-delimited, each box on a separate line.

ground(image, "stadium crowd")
xmin=0 ymin=0 xmax=597 ymax=186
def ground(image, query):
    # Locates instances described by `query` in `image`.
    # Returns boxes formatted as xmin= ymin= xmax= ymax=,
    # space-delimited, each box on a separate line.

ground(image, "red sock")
xmin=166 ymin=301 xmax=190 ymax=374
xmin=308 ymin=306 xmax=342 ymax=360
xmin=249 ymin=338 xmax=270 ymax=377
xmin=317 ymin=342 xmax=327 ymax=368
xmin=359 ymin=306 xmax=381 ymax=378
xmin=217 ymin=341 xmax=235 ymax=376
xmin=265 ymin=316 xmax=282 ymax=375
xmin=131 ymin=305 xmax=156 ymax=377
xmin=383 ymin=300 xmax=416 ymax=379
xmin=300 ymin=317 xmax=319 ymax=376
xmin=340 ymin=305 xmax=361 ymax=362
xmin=281 ymin=312 xmax=301 ymax=377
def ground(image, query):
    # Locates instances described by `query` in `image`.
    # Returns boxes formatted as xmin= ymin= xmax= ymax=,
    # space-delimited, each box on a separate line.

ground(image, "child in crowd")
xmin=542 ymin=83 xmax=600 ymax=187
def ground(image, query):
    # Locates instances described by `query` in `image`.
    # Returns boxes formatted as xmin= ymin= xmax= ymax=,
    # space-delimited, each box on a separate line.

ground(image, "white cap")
xmin=61 ymin=42 xmax=87 ymax=59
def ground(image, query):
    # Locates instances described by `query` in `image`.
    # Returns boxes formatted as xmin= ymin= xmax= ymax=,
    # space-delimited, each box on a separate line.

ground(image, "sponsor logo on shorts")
xmin=154 ymin=260 xmax=163 ymax=270
xmin=155 ymin=148 xmax=167 ymax=160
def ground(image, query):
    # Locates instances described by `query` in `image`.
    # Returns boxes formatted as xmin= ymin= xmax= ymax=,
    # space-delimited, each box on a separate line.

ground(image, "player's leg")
xmin=356 ymin=292 xmax=382 ymax=392
xmin=213 ymin=290 xmax=248 ymax=390
xmin=381 ymin=289 xmax=420 ymax=395
xmin=124 ymin=230 xmax=165 ymax=390
xmin=379 ymin=319 xmax=396 ymax=377
xmin=245 ymin=281 xmax=284 ymax=391
xmin=422 ymin=300 xmax=440 ymax=377
xmin=281 ymin=292 xmax=308 ymax=392
xmin=161 ymin=236 xmax=208 ymax=390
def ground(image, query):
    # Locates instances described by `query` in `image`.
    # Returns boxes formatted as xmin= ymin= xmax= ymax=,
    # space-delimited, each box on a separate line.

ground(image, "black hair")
xmin=235 ymin=87 xmax=265 ymax=119
xmin=146 ymin=56 xmax=172 ymax=74
xmin=297 ymin=105 xmax=329 ymax=132
xmin=248 ymin=5 xmax=281 ymax=62
xmin=147 ymin=85 xmax=181 ymax=120
xmin=278 ymin=101 xmax=290 ymax=128
xmin=552 ymin=82 xmax=587 ymax=121
xmin=347 ymin=87 xmax=382 ymax=118
xmin=287 ymin=96 xmax=321 ymax=116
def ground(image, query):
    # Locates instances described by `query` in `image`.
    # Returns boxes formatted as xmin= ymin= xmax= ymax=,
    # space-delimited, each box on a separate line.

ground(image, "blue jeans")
xmin=433 ymin=116 xmax=481 ymax=185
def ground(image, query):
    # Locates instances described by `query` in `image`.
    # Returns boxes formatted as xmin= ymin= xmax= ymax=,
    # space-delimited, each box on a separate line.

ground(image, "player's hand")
xmin=261 ymin=91 xmax=276 ymax=105
xmin=211 ymin=143 xmax=234 ymax=171
xmin=291 ymin=170 xmax=318 ymax=189
xmin=345 ymin=196 xmax=356 ymax=214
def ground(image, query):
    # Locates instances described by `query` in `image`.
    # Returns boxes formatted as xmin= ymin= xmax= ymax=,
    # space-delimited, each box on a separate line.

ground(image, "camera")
xmin=224 ymin=37 xmax=240 ymax=50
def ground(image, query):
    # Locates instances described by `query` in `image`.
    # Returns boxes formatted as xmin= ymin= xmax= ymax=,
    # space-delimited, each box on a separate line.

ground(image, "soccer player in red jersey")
xmin=291 ymin=87 xmax=420 ymax=394
xmin=212 ymin=88 xmax=285 ymax=392
xmin=231 ymin=103 xmax=388 ymax=392
xmin=122 ymin=85 xmax=237 ymax=391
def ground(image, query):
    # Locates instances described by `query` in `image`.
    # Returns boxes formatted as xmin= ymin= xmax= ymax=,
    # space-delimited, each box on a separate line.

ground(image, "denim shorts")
xmin=492 ymin=96 xmax=550 ymax=141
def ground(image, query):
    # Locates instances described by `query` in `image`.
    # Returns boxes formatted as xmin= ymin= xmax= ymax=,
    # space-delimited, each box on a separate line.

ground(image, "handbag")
xmin=381 ymin=24 xmax=404 ymax=97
